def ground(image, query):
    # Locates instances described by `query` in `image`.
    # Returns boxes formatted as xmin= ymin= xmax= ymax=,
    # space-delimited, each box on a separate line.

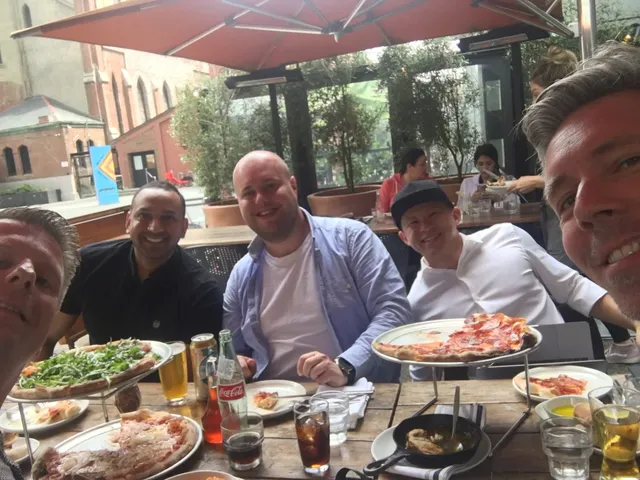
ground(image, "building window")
xmin=76 ymin=139 xmax=84 ymax=153
xmin=163 ymin=82 xmax=172 ymax=110
xmin=3 ymin=147 xmax=16 ymax=176
xmin=19 ymin=145 xmax=31 ymax=174
xmin=22 ymin=4 xmax=32 ymax=28
xmin=88 ymin=139 xmax=95 ymax=147
xmin=112 ymin=74 xmax=125 ymax=134
xmin=137 ymin=78 xmax=150 ymax=122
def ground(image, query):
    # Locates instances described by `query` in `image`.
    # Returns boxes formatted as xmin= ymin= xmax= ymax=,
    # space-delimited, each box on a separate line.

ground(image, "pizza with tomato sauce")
xmin=33 ymin=409 xmax=199 ymax=480
xmin=513 ymin=374 xmax=588 ymax=398
xmin=374 ymin=313 xmax=537 ymax=363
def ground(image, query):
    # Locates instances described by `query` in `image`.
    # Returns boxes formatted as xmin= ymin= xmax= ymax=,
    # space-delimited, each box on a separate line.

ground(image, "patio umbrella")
xmin=11 ymin=0 xmax=569 ymax=72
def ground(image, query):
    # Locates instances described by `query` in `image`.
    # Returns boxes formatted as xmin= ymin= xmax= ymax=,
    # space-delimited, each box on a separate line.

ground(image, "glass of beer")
xmin=294 ymin=398 xmax=331 ymax=474
xmin=589 ymin=386 xmax=640 ymax=480
xmin=159 ymin=341 xmax=188 ymax=406
xmin=221 ymin=413 xmax=264 ymax=471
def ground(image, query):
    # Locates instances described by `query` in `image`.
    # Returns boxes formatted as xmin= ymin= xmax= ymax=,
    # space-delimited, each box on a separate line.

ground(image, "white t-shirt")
xmin=260 ymin=233 xmax=342 ymax=381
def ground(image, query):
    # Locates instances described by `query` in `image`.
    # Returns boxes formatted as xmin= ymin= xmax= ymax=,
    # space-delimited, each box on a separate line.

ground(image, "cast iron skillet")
xmin=363 ymin=414 xmax=483 ymax=476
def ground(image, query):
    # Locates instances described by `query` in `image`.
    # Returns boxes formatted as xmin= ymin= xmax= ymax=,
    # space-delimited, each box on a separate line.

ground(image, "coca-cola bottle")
xmin=201 ymin=356 xmax=223 ymax=444
xmin=216 ymin=329 xmax=248 ymax=418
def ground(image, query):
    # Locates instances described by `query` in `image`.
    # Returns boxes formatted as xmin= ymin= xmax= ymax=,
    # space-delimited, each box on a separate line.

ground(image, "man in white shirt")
xmin=390 ymin=180 xmax=638 ymax=379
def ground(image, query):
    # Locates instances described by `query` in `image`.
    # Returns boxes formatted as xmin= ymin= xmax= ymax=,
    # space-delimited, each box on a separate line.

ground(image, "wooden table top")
xmin=156 ymin=202 xmax=542 ymax=248
xmin=2 ymin=376 xmax=607 ymax=479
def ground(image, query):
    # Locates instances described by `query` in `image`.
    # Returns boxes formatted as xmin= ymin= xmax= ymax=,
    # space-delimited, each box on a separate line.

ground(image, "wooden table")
xmin=2 ymin=378 xmax=608 ymax=479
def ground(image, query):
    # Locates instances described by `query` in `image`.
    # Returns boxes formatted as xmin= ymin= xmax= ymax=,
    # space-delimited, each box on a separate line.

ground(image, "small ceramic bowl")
xmin=541 ymin=395 xmax=589 ymax=419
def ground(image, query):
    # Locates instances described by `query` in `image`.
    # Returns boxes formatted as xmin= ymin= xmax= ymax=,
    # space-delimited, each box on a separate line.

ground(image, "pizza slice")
xmin=253 ymin=391 xmax=279 ymax=410
xmin=514 ymin=374 xmax=588 ymax=398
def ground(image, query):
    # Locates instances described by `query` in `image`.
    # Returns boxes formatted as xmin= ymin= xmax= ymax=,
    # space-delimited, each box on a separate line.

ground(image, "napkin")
xmin=386 ymin=403 xmax=487 ymax=480
xmin=317 ymin=378 xmax=373 ymax=430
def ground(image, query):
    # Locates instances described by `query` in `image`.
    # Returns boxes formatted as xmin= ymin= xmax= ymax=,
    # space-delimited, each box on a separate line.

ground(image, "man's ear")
xmin=399 ymin=229 xmax=410 ymax=246
xmin=452 ymin=207 xmax=462 ymax=225
xmin=125 ymin=212 xmax=131 ymax=234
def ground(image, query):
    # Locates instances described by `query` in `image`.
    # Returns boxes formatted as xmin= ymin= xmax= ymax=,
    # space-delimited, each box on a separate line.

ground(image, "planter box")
xmin=203 ymin=199 xmax=246 ymax=228
xmin=0 ymin=191 xmax=49 ymax=208
xmin=307 ymin=184 xmax=380 ymax=218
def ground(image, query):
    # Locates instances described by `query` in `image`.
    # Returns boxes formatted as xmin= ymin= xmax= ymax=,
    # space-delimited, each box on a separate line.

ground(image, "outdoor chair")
xmin=184 ymin=244 xmax=248 ymax=291
xmin=377 ymin=233 xmax=417 ymax=293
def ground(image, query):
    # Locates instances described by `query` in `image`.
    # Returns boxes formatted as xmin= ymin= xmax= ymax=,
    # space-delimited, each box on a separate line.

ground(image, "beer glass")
xmin=159 ymin=341 xmax=188 ymax=406
xmin=589 ymin=386 xmax=640 ymax=480
xmin=294 ymin=398 xmax=330 ymax=474
xmin=221 ymin=413 xmax=264 ymax=471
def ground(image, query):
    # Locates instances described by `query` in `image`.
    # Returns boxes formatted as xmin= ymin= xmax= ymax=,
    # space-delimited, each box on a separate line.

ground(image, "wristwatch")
xmin=335 ymin=357 xmax=356 ymax=386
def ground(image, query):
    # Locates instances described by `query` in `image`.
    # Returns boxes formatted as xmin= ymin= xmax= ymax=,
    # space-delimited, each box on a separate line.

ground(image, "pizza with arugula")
xmin=11 ymin=339 xmax=160 ymax=400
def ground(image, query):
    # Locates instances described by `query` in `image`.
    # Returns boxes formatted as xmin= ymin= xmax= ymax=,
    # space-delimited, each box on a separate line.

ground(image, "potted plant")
xmin=306 ymin=55 xmax=381 ymax=217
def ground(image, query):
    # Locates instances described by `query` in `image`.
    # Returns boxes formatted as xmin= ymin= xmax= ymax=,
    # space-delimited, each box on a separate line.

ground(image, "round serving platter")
xmin=371 ymin=318 xmax=542 ymax=368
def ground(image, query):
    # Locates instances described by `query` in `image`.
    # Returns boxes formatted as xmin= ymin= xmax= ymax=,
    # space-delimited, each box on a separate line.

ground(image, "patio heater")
xmin=225 ymin=66 xmax=304 ymax=159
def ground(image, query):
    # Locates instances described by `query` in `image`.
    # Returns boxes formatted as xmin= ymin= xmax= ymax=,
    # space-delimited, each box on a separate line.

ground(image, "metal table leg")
xmin=101 ymin=393 xmax=109 ymax=422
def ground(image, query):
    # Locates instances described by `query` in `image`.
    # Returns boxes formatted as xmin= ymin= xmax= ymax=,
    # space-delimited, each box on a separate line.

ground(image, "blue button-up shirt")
xmin=223 ymin=210 xmax=412 ymax=383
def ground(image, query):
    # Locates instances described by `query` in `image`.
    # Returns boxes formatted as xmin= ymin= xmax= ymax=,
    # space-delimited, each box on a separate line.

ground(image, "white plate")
xmin=4 ymin=438 xmax=40 ymax=464
xmin=512 ymin=365 xmax=614 ymax=403
xmin=371 ymin=426 xmax=491 ymax=474
xmin=8 ymin=340 xmax=173 ymax=403
xmin=166 ymin=471 xmax=243 ymax=480
xmin=372 ymin=318 xmax=542 ymax=367
xmin=0 ymin=400 xmax=89 ymax=434
xmin=54 ymin=415 xmax=202 ymax=480
xmin=245 ymin=380 xmax=307 ymax=420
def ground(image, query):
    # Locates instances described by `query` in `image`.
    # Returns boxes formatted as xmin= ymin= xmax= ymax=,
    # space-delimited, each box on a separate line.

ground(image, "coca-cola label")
xmin=218 ymin=382 xmax=245 ymax=401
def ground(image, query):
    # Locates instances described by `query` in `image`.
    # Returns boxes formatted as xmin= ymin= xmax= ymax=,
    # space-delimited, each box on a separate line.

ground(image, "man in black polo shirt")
xmin=36 ymin=181 xmax=223 ymax=360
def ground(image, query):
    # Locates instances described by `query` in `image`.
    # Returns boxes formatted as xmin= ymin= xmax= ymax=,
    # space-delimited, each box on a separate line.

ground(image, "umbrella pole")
xmin=577 ymin=0 xmax=597 ymax=59
xmin=269 ymin=84 xmax=284 ymax=158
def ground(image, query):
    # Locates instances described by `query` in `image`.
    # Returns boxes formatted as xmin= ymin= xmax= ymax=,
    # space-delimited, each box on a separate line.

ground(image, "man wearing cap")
xmin=391 ymin=180 xmax=637 ymax=379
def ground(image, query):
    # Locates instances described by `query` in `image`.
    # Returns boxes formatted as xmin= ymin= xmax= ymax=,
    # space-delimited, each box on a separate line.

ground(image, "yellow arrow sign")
xmin=97 ymin=151 xmax=116 ymax=182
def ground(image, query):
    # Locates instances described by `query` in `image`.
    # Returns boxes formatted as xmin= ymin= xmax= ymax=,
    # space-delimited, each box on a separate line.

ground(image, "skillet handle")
xmin=363 ymin=451 xmax=411 ymax=476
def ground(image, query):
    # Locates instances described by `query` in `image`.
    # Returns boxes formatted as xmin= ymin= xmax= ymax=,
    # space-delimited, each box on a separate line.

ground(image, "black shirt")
xmin=61 ymin=240 xmax=223 ymax=345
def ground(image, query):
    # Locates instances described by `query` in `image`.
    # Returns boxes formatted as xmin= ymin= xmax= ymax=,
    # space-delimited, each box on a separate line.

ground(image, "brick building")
xmin=0 ymin=0 xmax=215 ymax=199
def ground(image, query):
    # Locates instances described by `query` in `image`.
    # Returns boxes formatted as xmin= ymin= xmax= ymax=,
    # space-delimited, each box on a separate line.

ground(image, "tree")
xmin=171 ymin=73 xmax=289 ymax=201
xmin=307 ymin=55 xmax=381 ymax=193
xmin=378 ymin=38 xmax=481 ymax=180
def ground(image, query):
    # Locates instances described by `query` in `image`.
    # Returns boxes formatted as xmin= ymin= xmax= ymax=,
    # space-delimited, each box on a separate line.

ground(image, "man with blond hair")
xmin=522 ymin=42 xmax=640 ymax=326
xmin=224 ymin=151 xmax=411 ymax=386
xmin=0 ymin=207 xmax=80 ymax=480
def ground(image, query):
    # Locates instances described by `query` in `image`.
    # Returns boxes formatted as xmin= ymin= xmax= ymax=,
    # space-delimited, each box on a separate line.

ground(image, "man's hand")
xmin=507 ymin=175 xmax=544 ymax=194
xmin=297 ymin=352 xmax=347 ymax=387
xmin=237 ymin=355 xmax=257 ymax=379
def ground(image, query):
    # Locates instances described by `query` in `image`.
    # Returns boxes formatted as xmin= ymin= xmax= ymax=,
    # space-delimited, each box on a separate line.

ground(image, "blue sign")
xmin=89 ymin=146 xmax=119 ymax=205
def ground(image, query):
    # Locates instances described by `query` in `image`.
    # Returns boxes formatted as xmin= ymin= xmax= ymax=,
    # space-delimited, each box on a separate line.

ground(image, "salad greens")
xmin=18 ymin=339 xmax=156 ymax=389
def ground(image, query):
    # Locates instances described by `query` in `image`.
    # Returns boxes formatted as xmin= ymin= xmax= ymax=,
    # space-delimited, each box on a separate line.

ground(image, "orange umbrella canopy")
xmin=12 ymin=0 xmax=565 ymax=72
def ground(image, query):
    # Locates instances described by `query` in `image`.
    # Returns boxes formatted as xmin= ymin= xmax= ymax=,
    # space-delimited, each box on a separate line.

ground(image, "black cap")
xmin=391 ymin=180 xmax=453 ymax=229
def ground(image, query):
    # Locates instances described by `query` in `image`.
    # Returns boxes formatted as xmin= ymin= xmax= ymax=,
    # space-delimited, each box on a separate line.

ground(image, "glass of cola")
xmin=294 ymin=398 xmax=331 ymax=474
xmin=221 ymin=413 xmax=264 ymax=471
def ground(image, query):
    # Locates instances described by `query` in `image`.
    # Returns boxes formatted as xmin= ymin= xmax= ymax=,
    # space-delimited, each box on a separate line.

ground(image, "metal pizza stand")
xmin=5 ymin=340 xmax=173 ymax=464
xmin=372 ymin=318 xmax=542 ymax=457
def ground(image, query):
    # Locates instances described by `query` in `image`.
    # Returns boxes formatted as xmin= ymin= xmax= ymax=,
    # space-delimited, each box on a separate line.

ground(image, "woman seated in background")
xmin=458 ymin=143 xmax=502 ymax=204
xmin=378 ymin=147 xmax=431 ymax=213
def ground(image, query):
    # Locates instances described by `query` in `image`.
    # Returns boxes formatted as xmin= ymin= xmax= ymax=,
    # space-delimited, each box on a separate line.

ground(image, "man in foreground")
xmin=522 ymin=42 xmax=640 ymax=323
xmin=36 ymin=181 xmax=223 ymax=361
xmin=0 ymin=207 xmax=80 ymax=479
xmin=224 ymin=151 xmax=412 ymax=386
xmin=391 ymin=180 xmax=638 ymax=379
